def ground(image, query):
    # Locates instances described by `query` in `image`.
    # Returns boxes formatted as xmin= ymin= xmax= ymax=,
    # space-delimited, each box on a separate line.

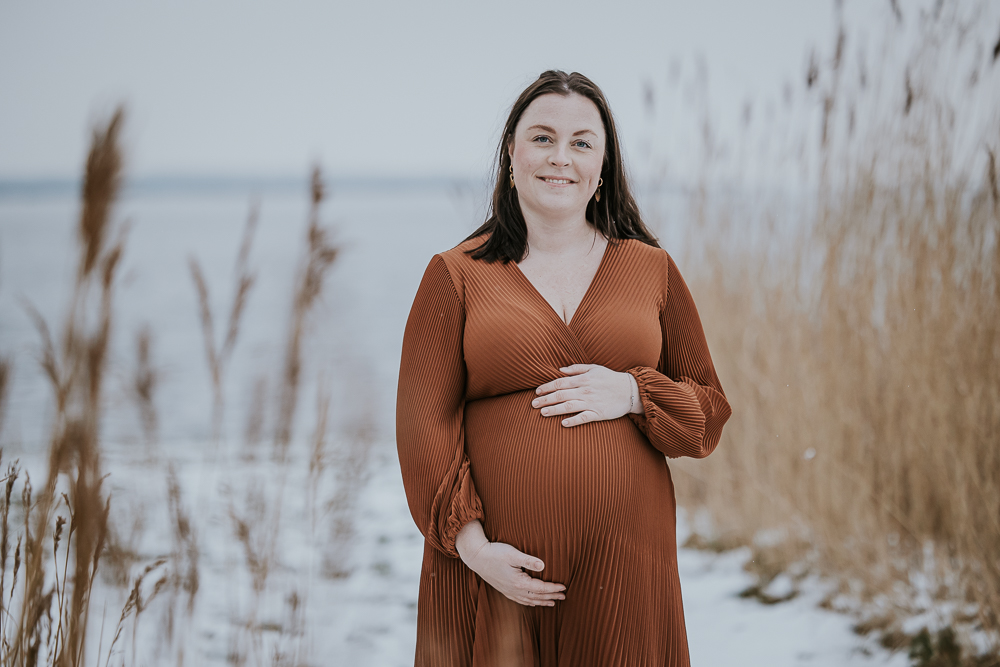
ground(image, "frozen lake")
xmin=0 ymin=185 xmax=905 ymax=665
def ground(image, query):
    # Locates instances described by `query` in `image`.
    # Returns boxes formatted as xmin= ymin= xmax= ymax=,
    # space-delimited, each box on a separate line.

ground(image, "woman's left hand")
xmin=532 ymin=364 xmax=642 ymax=427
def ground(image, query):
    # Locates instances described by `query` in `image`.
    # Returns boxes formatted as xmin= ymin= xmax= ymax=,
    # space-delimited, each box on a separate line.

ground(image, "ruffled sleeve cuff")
xmin=624 ymin=365 xmax=711 ymax=459
xmin=436 ymin=458 xmax=485 ymax=558
xmin=625 ymin=367 xmax=655 ymax=436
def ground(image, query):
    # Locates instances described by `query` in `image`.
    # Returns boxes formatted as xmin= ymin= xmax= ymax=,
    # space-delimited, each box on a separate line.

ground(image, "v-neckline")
xmin=509 ymin=238 xmax=616 ymax=332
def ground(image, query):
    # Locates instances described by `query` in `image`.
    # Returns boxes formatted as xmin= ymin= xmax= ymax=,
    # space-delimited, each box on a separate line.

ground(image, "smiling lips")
xmin=539 ymin=177 xmax=574 ymax=185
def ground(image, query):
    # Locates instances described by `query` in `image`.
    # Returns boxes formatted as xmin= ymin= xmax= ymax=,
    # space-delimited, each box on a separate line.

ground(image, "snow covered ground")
xmin=0 ymin=186 xmax=910 ymax=665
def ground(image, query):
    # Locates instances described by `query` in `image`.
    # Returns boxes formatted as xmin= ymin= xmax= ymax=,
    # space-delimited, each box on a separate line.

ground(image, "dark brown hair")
xmin=464 ymin=70 xmax=660 ymax=263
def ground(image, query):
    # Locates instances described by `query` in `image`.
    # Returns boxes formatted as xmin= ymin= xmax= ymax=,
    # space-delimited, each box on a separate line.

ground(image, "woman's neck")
xmin=522 ymin=209 xmax=600 ymax=257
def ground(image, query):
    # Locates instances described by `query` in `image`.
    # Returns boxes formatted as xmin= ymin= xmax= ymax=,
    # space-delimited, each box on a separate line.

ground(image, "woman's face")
xmin=508 ymin=92 xmax=606 ymax=224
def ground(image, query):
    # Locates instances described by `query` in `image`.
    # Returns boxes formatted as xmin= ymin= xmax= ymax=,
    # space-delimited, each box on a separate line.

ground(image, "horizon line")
xmin=0 ymin=173 xmax=691 ymax=200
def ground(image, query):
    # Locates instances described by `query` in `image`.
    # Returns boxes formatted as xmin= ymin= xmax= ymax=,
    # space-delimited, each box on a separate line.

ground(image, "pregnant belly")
xmin=464 ymin=389 xmax=674 ymax=567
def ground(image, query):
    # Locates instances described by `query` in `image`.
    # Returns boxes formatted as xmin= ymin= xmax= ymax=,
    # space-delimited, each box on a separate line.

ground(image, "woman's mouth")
xmin=539 ymin=177 xmax=574 ymax=185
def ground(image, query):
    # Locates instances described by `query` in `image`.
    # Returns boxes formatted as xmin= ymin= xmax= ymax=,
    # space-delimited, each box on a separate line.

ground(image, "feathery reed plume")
xmin=322 ymin=412 xmax=374 ymax=580
xmin=150 ymin=465 xmax=199 ymax=661
xmin=20 ymin=300 xmax=67 ymax=416
xmin=101 ymin=558 xmax=166 ymax=667
xmin=188 ymin=204 xmax=259 ymax=442
xmin=188 ymin=258 xmax=221 ymax=429
xmin=78 ymin=108 xmax=123 ymax=280
xmin=308 ymin=377 xmax=331 ymax=486
xmin=988 ymin=147 xmax=999 ymax=214
xmin=131 ymin=326 xmax=158 ymax=447
xmin=0 ymin=359 xmax=9 ymax=441
xmin=273 ymin=166 xmax=338 ymax=463
xmin=226 ymin=497 xmax=269 ymax=595
xmin=242 ymin=376 xmax=267 ymax=460
xmin=222 ymin=167 xmax=340 ymax=664
xmin=165 ymin=466 xmax=198 ymax=613
xmin=223 ymin=203 xmax=258 ymax=363
xmin=0 ymin=458 xmax=19 ymax=645
xmin=4 ymin=106 xmax=126 ymax=667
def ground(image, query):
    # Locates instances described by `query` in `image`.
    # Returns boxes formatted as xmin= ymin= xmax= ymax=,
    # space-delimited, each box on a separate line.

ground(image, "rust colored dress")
xmin=396 ymin=234 xmax=732 ymax=666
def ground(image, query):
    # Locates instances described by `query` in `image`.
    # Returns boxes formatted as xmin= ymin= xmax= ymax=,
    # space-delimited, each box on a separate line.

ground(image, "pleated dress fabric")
xmin=396 ymin=234 xmax=732 ymax=667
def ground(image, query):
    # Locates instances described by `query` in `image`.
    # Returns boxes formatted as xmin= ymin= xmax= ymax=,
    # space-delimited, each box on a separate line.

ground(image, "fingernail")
xmin=536 ymin=561 xmax=544 ymax=570
xmin=531 ymin=399 xmax=539 ymax=406
xmin=541 ymin=408 xmax=549 ymax=415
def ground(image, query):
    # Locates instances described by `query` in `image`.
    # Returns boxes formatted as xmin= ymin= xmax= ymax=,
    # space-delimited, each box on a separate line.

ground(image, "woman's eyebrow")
xmin=525 ymin=124 xmax=598 ymax=137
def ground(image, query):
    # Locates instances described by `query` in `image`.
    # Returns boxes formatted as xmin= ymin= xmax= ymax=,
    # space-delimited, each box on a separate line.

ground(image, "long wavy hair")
xmin=464 ymin=70 xmax=660 ymax=263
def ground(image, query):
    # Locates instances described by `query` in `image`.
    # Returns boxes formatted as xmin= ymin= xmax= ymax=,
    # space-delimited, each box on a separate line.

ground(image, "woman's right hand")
xmin=455 ymin=520 xmax=567 ymax=607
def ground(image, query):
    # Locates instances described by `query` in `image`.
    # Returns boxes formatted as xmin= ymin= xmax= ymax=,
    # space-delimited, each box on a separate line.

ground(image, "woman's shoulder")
xmin=427 ymin=232 xmax=493 ymax=302
xmin=615 ymin=236 xmax=672 ymax=272
xmin=617 ymin=236 xmax=666 ymax=259
xmin=614 ymin=237 xmax=687 ymax=299
xmin=439 ymin=233 xmax=489 ymax=262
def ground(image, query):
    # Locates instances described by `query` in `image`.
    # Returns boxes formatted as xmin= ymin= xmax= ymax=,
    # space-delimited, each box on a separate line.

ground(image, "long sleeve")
xmin=626 ymin=251 xmax=732 ymax=459
xmin=396 ymin=255 xmax=484 ymax=558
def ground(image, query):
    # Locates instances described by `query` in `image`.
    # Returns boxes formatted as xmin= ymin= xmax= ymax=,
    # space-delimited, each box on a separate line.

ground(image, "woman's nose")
xmin=548 ymin=143 xmax=570 ymax=167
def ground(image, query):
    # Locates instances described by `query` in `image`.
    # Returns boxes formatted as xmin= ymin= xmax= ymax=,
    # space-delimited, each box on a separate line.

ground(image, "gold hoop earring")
xmin=509 ymin=164 xmax=515 ymax=189
xmin=595 ymin=177 xmax=603 ymax=202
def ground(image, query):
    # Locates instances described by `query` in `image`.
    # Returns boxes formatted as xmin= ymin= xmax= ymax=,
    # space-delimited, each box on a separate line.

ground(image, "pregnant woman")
xmin=396 ymin=70 xmax=732 ymax=666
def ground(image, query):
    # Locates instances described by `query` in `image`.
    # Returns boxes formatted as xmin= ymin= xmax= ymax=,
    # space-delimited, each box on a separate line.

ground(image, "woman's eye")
xmin=574 ymin=140 xmax=592 ymax=149
xmin=533 ymin=136 xmax=551 ymax=143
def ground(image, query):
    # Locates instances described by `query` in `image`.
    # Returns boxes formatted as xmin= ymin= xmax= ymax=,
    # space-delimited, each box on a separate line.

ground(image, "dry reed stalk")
xmin=1 ymin=107 xmax=126 ymax=667
xmin=664 ymin=1 xmax=1000 ymax=655
xmin=242 ymin=376 xmax=267 ymax=461
xmin=223 ymin=203 xmax=258 ymax=363
xmin=235 ymin=165 xmax=336 ymax=595
xmin=77 ymin=110 xmax=123 ymax=281
xmin=293 ymin=375 xmax=332 ymax=660
xmin=0 ymin=359 xmax=9 ymax=442
xmin=188 ymin=204 xmax=259 ymax=444
xmin=217 ymin=167 xmax=347 ymax=665
xmin=306 ymin=375 xmax=332 ymax=546
xmin=0 ymin=457 xmax=19 ymax=648
xmin=321 ymin=414 xmax=374 ymax=580
xmin=131 ymin=326 xmax=158 ymax=447
xmin=273 ymin=167 xmax=338 ymax=463
xmin=165 ymin=466 xmax=198 ymax=614
xmin=188 ymin=259 xmax=222 ymax=436
xmin=99 ymin=326 xmax=158 ymax=592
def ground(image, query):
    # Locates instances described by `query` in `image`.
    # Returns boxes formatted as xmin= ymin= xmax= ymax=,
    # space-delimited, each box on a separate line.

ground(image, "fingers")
xmin=503 ymin=548 xmax=567 ymax=606
xmin=536 ymin=378 xmax=570 ymax=396
xmin=532 ymin=365 xmax=630 ymax=427
xmin=535 ymin=365 xmax=595 ymax=396
xmin=542 ymin=400 xmax=586 ymax=417
xmin=532 ymin=385 xmax=594 ymax=406
xmin=470 ymin=542 xmax=569 ymax=607
xmin=509 ymin=570 xmax=567 ymax=607
xmin=559 ymin=411 xmax=596 ymax=427
xmin=518 ymin=553 xmax=545 ymax=572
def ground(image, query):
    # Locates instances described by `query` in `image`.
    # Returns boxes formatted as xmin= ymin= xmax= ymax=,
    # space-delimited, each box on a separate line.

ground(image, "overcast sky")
xmin=1 ymin=1 xmax=849 ymax=180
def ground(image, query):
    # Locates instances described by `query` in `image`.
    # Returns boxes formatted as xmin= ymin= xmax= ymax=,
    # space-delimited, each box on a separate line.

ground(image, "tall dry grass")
xmin=665 ymin=2 xmax=1000 ymax=657
xmin=1 ymin=106 xmax=371 ymax=665
xmin=0 ymin=107 xmax=142 ymax=667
